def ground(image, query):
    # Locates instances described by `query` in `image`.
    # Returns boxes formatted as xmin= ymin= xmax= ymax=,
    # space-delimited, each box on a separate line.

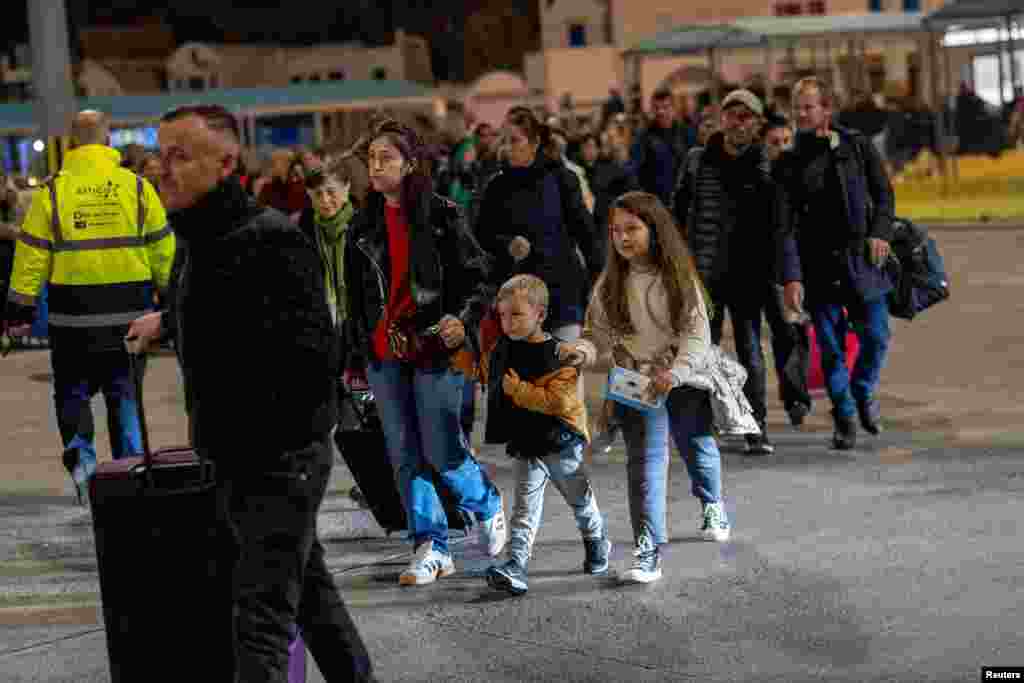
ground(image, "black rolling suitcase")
xmin=88 ymin=355 xmax=310 ymax=682
xmin=88 ymin=354 xmax=231 ymax=681
xmin=335 ymin=390 xmax=468 ymax=534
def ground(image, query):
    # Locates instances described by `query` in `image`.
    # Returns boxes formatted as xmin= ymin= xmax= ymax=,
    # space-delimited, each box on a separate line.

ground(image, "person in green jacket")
xmin=301 ymin=157 xmax=369 ymax=505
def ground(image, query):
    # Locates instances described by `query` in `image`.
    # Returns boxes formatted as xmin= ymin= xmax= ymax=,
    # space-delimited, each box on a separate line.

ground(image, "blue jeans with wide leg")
xmin=366 ymin=361 xmax=502 ymax=554
xmin=809 ymin=297 xmax=891 ymax=418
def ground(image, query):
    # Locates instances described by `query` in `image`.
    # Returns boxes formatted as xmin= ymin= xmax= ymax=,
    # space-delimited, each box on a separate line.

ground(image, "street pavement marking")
xmin=878 ymin=447 xmax=915 ymax=465
xmin=0 ymin=603 xmax=99 ymax=627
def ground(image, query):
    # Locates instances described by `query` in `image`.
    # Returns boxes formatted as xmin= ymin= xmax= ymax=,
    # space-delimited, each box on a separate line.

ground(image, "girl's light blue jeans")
xmin=615 ymin=386 xmax=723 ymax=545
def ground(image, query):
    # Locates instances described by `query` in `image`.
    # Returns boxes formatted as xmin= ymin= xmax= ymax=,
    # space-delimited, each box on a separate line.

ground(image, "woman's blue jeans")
xmin=366 ymin=361 xmax=502 ymax=554
xmin=615 ymin=386 xmax=722 ymax=546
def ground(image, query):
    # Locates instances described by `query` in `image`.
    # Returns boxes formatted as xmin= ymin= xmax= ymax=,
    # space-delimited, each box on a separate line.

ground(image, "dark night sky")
xmin=3 ymin=2 xmax=395 ymax=46
xmin=0 ymin=2 xmax=518 ymax=81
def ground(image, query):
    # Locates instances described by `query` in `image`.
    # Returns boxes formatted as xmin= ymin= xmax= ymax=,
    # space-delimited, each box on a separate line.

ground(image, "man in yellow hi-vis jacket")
xmin=2 ymin=110 xmax=175 ymax=503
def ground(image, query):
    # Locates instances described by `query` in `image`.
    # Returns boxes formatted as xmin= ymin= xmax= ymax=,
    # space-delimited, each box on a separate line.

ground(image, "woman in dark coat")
xmin=474 ymin=107 xmax=601 ymax=342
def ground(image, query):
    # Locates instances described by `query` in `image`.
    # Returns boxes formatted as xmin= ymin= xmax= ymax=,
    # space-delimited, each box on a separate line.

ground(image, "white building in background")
xmin=523 ymin=0 xmax=956 ymax=115
xmin=165 ymin=30 xmax=433 ymax=92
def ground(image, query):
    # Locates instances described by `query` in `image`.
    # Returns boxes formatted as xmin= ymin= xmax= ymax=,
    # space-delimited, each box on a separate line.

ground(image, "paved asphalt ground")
xmin=1 ymin=225 xmax=1022 ymax=682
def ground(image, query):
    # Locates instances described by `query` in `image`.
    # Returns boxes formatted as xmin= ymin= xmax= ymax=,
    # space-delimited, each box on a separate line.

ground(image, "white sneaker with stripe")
xmin=399 ymin=541 xmax=455 ymax=586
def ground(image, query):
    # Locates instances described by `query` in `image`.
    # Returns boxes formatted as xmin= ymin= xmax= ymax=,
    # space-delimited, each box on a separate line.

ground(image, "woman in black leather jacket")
xmin=344 ymin=120 xmax=507 ymax=587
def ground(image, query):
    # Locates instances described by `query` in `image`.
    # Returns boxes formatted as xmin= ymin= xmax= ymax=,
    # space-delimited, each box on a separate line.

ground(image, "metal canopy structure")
xmin=624 ymin=13 xmax=928 ymax=105
xmin=623 ymin=25 xmax=762 ymax=57
xmin=926 ymin=0 xmax=1024 ymax=24
xmin=732 ymin=13 xmax=926 ymax=41
xmin=0 ymin=79 xmax=436 ymax=138
xmin=921 ymin=0 xmax=1023 ymax=188
xmin=924 ymin=0 xmax=1022 ymax=110
xmin=624 ymin=13 xmax=927 ymax=57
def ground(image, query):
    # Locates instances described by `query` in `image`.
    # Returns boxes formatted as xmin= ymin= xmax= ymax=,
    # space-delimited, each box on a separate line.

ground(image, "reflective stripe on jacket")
xmin=9 ymin=145 xmax=175 ymax=347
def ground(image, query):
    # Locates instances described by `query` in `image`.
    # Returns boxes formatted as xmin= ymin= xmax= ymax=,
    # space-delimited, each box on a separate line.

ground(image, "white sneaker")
xmin=700 ymin=501 xmax=731 ymax=542
xmin=478 ymin=496 xmax=507 ymax=557
xmin=399 ymin=542 xmax=455 ymax=586
xmin=619 ymin=533 xmax=662 ymax=584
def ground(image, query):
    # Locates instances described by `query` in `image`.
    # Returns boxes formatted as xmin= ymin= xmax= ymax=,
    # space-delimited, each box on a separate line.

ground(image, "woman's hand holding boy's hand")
xmin=502 ymin=369 xmax=522 ymax=396
xmin=557 ymin=342 xmax=586 ymax=367
xmin=649 ymin=368 xmax=677 ymax=397
xmin=438 ymin=315 xmax=466 ymax=349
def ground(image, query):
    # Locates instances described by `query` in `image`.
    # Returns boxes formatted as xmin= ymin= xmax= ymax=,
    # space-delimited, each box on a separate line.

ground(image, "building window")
xmin=568 ymin=23 xmax=587 ymax=47
xmin=902 ymin=0 xmax=919 ymax=10
xmin=774 ymin=2 xmax=803 ymax=16
xmin=188 ymin=77 xmax=205 ymax=91
xmin=807 ymin=0 xmax=826 ymax=14
xmin=868 ymin=0 xmax=882 ymax=11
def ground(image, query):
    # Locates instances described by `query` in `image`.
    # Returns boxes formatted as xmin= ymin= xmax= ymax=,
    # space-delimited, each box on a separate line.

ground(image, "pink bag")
xmin=806 ymin=316 xmax=860 ymax=393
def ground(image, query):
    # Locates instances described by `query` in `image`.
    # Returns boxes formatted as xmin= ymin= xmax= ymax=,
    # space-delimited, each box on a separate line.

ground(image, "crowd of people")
xmin=1 ymin=73 xmax=910 ymax=681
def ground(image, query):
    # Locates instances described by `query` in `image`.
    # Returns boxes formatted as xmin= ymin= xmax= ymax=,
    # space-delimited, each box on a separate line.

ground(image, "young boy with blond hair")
xmin=479 ymin=274 xmax=610 ymax=595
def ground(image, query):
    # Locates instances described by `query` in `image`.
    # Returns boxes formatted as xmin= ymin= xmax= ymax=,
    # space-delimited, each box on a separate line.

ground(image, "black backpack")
xmin=884 ymin=218 xmax=950 ymax=320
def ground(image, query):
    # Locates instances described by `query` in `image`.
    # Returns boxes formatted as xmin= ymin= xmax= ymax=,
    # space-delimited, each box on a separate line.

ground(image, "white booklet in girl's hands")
xmin=606 ymin=366 xmax=666 ymax=413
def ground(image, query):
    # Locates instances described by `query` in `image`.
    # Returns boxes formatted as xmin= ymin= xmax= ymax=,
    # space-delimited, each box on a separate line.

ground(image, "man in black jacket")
xmin=674 ymin=89 xmax=796 ymax=455
xmin=631 ymin=88 xmax=691 ymax=205
xmin=775 ymin=77 xmax=895 ymax=451
xmin=127 ymin=105 xmax=375 ymax=683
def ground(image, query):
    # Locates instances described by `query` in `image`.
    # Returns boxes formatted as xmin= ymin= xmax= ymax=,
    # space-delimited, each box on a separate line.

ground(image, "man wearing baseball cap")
xmin=674 ymin=89 xmax=800 ymax=455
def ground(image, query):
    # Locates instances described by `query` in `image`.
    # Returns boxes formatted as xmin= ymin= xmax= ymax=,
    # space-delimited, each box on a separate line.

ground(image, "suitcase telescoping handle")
xmin=128 ymin=351 xmax=152 ymax=465
xmin=128 ymin=350 xmax=214 ymax=491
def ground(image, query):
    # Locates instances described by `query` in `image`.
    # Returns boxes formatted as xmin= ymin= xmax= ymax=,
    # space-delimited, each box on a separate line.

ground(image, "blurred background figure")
xmin=696 ymin=105 xmax=721 ymax=147
xmin=258 ymin=148 xmax=307 ymax=215
xmin=137 ymin=153 xmax=163 ymax=195
xmin=762 ymin=113 xmax=794 ymax=165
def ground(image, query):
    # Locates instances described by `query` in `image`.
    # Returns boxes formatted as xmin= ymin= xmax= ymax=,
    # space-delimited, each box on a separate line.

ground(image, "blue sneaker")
xmin=486 ymin=558 xmax=528 ymax=595
xmin=583 ymin=536 xmax=611 ymax=574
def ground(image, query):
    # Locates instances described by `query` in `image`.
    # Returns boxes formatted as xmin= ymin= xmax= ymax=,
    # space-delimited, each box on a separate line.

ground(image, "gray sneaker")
xmin=700 ymin=501 xmax=731 ymax=542
xmin=619 ymin=533 xmax=661 ymax=584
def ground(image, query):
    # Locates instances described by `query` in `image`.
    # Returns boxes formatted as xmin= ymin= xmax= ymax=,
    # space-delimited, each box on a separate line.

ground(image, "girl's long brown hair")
xmin=598 ymin=191 xmax=710 ymax=335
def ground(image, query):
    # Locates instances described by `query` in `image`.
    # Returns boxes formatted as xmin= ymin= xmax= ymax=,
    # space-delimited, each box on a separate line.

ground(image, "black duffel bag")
xmin=884 ymin=217 xmax=951 ymax=320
